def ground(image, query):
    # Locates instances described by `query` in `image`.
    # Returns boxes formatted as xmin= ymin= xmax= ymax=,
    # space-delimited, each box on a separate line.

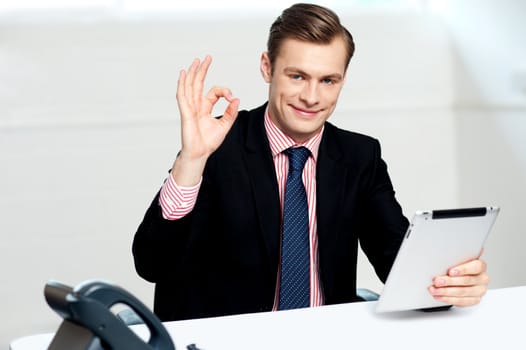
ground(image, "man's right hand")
xmin=172 ymin=55 xmax=240 ymax=186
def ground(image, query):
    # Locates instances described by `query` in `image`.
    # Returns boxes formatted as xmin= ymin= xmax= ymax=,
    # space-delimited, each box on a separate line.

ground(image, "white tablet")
xmin=375 ymin=206 xmax=499 ymax=312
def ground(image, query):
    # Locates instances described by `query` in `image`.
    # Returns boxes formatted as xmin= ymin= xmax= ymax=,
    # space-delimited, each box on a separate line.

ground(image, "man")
xmin=133 ymin=3 xmax=489 ymax=322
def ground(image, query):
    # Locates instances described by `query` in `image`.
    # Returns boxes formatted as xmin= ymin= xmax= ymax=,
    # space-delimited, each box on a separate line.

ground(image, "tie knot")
xmin=286 ymin=147 xmax=310 ymax=172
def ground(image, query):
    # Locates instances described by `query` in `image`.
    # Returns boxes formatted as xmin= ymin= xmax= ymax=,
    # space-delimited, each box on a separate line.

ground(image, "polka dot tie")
xmin=278 ymin=146 xmax=311 ymax=310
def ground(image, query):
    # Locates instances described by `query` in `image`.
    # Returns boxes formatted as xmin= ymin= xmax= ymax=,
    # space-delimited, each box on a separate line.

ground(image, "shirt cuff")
xmin=159 ymin=173 xmax=202 ymax=220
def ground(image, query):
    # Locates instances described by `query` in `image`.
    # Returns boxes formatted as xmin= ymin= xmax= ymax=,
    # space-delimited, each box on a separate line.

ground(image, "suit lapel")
xmin=243 ymin=105 xmax=282 ymax=277
xmin=316 ymin=124 xmax=346 ymax=291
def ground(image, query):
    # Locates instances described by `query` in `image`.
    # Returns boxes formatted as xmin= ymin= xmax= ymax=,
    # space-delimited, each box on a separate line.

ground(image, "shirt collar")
xmin=264 ymin=107 xmax=323 ymax=161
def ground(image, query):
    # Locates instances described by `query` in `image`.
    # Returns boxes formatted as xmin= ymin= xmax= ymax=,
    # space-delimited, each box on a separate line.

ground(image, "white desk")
xmin=11 ymin=286 xmax=526 ymax=350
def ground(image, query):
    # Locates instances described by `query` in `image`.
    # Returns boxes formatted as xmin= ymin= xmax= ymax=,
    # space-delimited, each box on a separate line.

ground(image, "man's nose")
xmin=299 ymin=82 xmax=319 ymax=106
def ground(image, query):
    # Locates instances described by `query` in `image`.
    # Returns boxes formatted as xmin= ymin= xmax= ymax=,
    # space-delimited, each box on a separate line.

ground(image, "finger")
xmin=176 ymin=69 xmax=186 ymax=101
xmin=429 ymin=284 xmax=487 ymax=298
xmin=194 ymin=55 xmax=212 ymax=104
xmin=204 ymin=86 xmax=235 ymax=107
xmin=185 ymin=58 xmax=201 ymax=107
xmin=433 ymin=273 xmax=490 ymax=288
xmin=220 ymin=98 xmax=240 ymax=126
xmin=431 ymin=295 xmax=482 ymax=307
xmin=176 ymin=70 xmax=191 ymax=118
xmin=448 ymin=259 xmax=487 ymax=277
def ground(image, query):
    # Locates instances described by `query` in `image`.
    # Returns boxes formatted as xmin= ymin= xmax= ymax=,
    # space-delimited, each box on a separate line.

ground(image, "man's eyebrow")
xmin=283 ymin=67 xmax=343 ymax=81
xmin=322 ymin=73 xmax=344 ymax=81
xmin=284 ymin=67 xmax=310 ymax=76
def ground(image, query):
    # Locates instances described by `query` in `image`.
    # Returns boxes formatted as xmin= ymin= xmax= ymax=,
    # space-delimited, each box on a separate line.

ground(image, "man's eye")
xmin=322 ymin=78 xmax=334 ymax=85
xmin=291 ymin=75 xmax=303 ymax=80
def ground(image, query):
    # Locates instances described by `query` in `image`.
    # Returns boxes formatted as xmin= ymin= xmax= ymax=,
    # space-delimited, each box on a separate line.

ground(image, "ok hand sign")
xmin=172 ymin=56 xmax=240 ymax=186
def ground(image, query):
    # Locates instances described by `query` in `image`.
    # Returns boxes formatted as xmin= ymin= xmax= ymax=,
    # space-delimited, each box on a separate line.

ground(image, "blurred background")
xmin=1 ymin=0 xmax=525 ymax=347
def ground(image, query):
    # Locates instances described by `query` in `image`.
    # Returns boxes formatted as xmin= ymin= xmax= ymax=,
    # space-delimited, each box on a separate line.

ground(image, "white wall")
xmin=445 ymin=0 xmax=526 ymax=288
xmin=1 ymin=2 xmax=525 ymax=347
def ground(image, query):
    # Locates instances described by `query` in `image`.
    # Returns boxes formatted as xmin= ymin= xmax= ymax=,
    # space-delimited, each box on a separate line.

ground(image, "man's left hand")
xmin=428 ymin=259 xmax=489 ymax=307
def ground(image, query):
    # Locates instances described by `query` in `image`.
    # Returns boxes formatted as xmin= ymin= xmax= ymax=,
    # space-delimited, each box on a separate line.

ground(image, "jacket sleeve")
xmin=358 ymin=139 xmax=409 ymax=282
xmin=132 ymin=190 xmax=195 ymax=282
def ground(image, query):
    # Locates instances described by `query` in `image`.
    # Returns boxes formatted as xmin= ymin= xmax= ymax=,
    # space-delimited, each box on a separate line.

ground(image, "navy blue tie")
xmin=278 ymin=146 xmax=311 ymax=310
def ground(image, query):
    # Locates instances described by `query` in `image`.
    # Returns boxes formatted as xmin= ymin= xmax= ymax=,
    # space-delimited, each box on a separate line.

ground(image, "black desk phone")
xmin=44 ymin=280 xmax=176 ymax=350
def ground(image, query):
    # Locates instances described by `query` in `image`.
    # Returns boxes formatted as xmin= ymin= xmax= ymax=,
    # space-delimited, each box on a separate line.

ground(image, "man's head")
xmin=266 ymin=3 xmax=355 ymax=74
xmin=260 ymin=3 xmax=354 ymax=143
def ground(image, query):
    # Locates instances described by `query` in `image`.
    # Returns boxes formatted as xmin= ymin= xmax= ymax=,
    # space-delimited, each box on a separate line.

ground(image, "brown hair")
xmin=267 ymin=3 xmax=355 ymax=72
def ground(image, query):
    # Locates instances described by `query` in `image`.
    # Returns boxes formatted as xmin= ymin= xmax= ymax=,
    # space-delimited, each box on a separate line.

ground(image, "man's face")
xmin=260 ymin=37 xmax=347 ymax=143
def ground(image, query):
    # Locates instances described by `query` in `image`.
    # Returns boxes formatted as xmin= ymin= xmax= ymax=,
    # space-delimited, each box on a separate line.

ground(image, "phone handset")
xmin=44 ymin=280 xmax=176 ymax=350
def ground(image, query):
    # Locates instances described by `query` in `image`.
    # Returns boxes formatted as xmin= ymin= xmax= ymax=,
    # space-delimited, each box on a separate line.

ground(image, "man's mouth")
xmin=290 ymin=105 xmax=321 ymax=117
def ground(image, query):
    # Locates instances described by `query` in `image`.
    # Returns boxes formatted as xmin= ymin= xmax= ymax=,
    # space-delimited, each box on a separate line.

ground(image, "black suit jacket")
xmin=133 ymin=103 xmax=408 ymax=321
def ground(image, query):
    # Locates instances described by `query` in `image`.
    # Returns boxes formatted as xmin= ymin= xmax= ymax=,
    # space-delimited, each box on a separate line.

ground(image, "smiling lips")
xmin=291 ymin=105 xmax=321 ymax=117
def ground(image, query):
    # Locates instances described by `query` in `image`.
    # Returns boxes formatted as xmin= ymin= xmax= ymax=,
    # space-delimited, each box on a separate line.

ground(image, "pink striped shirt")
xmin=159 ymin=110 xmax=325 ymax=309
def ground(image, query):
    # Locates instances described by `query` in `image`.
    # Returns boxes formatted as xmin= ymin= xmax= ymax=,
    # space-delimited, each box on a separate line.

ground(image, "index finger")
xmin=448 ymin=259 xmax=487 ymax=277
xmin=204 ymin=86 xmax=235 ymax=106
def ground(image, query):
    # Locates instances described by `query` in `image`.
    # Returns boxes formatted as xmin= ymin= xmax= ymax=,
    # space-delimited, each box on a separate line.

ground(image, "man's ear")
xmin=260 ymin=52 xmax=272 ymax=83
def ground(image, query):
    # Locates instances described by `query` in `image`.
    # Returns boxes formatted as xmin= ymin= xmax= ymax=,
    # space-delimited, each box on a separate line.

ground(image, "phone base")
xmin=48 ymin=320 xmax=103 ymax=350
